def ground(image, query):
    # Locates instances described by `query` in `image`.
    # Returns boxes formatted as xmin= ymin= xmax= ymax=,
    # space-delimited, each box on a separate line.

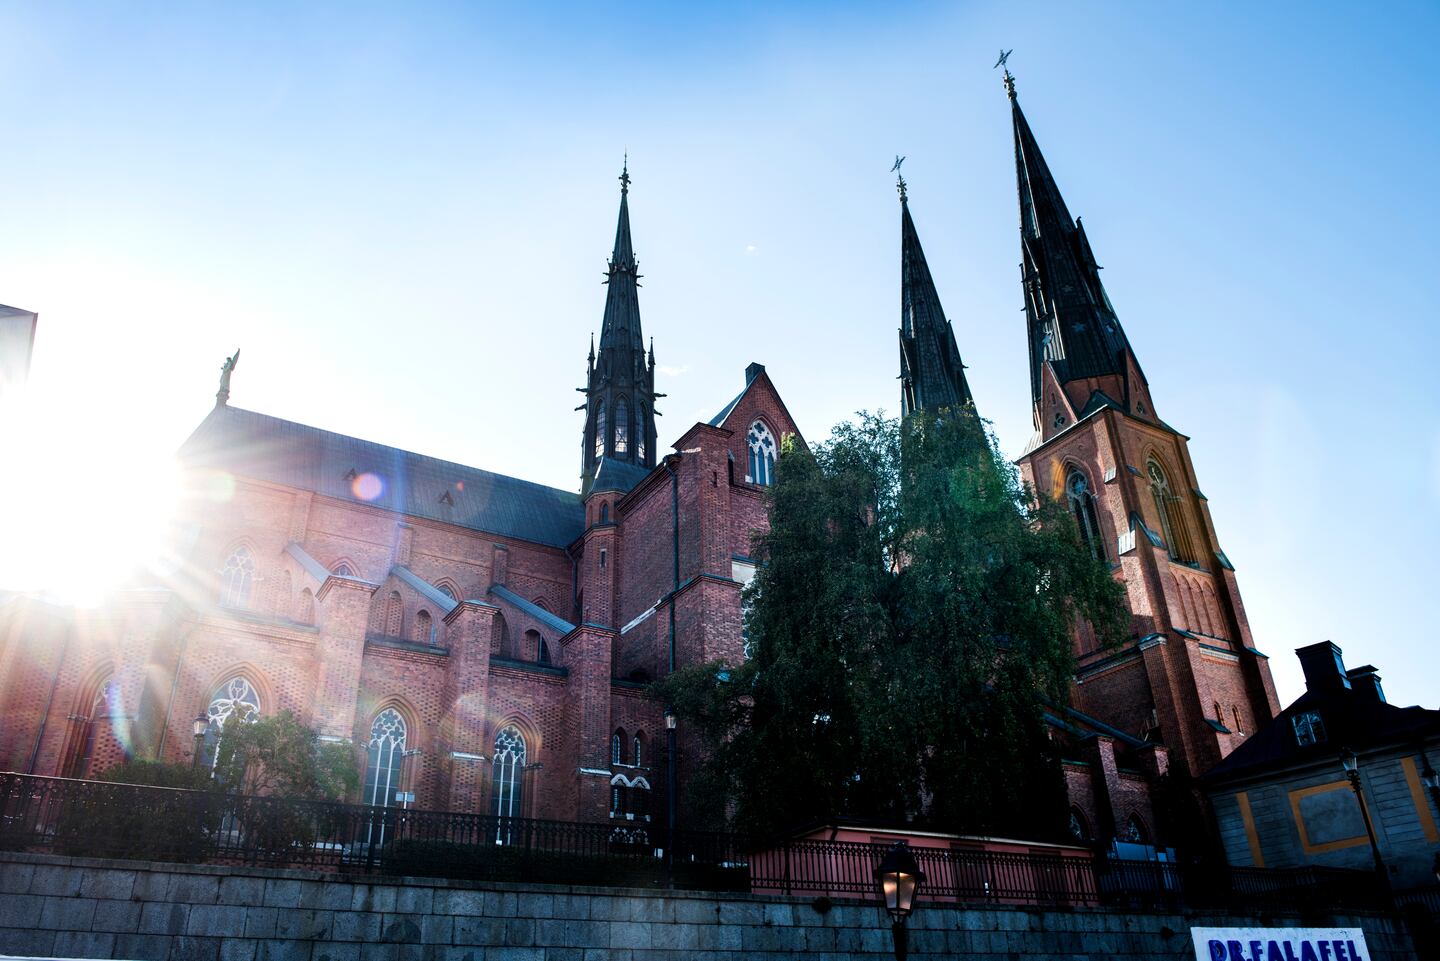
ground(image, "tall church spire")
xmin=897 ymin=175 xmax=973 ymax=417
xmin=580 ymin=160 xmax=658 ymax=490
xmin=1010 ymin=74 xmax=1135 ymax=425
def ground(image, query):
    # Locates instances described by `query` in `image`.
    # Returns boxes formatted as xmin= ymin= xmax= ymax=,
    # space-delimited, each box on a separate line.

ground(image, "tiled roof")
xmin=591 ymin=458 xmax=653 ymax=495
xmin=489 ymin=584 xmax=576 ymax=636
xmin=180 ymin=406 xmax=584 ymax=549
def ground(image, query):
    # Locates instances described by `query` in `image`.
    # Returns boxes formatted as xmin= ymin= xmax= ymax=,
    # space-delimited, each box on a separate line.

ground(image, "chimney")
xmin=1295 ymin=641 xmax=1350 ymax=693
xmin=745 ymin=362 xmax=766 ymax=385
xmin=1346 ymin=665 xmax=1386 ymax=704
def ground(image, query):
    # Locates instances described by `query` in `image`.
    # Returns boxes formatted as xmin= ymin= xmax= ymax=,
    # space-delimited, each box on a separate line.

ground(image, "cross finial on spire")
xmin=994 ymin=47 xmax=1017 ymax=99
xmin=891 ymin=155 xmax=907 ymax=203
xmin=620 ymin=152 xmax=630 ymax=194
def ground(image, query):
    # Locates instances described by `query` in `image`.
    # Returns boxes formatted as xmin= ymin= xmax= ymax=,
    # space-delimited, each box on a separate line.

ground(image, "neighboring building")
xmin=2 ymin=76 xmax=1283 ymax=846
xmin=1203 ymin=642 xmax=1440 ymax=890
xmin=0 ymin=303 xmax=38 ymax=396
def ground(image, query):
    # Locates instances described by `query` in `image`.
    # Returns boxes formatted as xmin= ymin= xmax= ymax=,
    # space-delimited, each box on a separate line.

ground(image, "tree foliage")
xmin=656 ymin=408 xmax=1127 ymax=839
xmin=212 ymin=710 xmax=359 ymax=801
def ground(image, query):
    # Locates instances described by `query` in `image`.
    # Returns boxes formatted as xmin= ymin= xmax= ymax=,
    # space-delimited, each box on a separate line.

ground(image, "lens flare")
xmin=352 ymin=472 xmax=384 ymax=501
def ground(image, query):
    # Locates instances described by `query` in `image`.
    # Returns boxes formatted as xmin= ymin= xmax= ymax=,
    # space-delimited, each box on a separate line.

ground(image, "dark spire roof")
xmin=1010 ymin=75 xmax=1132 ymax=407
xmin=600 ymin=160 xmax=644 ymax=356
xmin=580 ymin=161 xmax=659 ymax=490
xmin=898 ymin=183 xmax=973 ymax=417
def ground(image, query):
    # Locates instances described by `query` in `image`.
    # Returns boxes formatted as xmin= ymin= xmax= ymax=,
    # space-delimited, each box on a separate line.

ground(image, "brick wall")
xmin=0 ymin=852 xmax=1416 ymax=961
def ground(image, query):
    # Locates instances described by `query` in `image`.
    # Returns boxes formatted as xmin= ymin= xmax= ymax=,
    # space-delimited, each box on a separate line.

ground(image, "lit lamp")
xmin=1339 ymin=748 xmax=1387 ymax=882
xmin=664 ymin=707 xmax=678 ymax=887
xmin=191 ymin=714 xmax=209 ymax=769
xmin=873 ymin=841 xmax=925 ymax=961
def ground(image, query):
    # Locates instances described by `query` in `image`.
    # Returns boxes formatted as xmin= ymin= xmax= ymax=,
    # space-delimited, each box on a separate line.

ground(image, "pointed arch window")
xmin=385 ymin=591 xmax=403 ymax=637
xmin=613 ymin=397 xmax=630 ymax=455
xmin=747 ymin=420 xmax=777 ymax=486
xmin=1147 ymin=459 xmax=1196 ymax=564
xmin=1065 ymin=468 xmax=1104 ymax=561
xmin=64 ymin=677 xmax=117 ymax=779
xmin=1068 ymin=807 xmax=1090 ymax=842
xmin=612 ymin=728 xmax=626 ymax=765
xmin=491 ymin=725 xmax=527 ymax=833
xmin=201 ymin=677 xmax=260 ymax=771
xmin=220 ymin=547 xmax=256 ymax=608
xmin=633 ymin=731 xmax=645 ymax=768
xmin=537 ymin=638 xmax=551 ymax=665
xmin=363 ymin=709 xmax=408 ymax=808
xmin=333 ymin=562 xmax=355 ymax=578
xmin=298 ymin=588 xmax=315 ymax=625
xmin=637 ymin=404 xmax=647 ymax=462
xmin=1121 ymin=815 xmax=1149 ymax=844
xmin=414 ymin=610 xmax=434 ymax=645
xmin=594 ymin=402 xmax=607 ymax=459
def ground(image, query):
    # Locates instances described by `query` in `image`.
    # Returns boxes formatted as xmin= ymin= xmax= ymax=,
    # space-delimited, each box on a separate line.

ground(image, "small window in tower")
xmin=1065 ymin=468 xmax=1104 ymax=561
xmin=594 ymin=401 xmax=607 ymax=459
xmin=614 ymin=398 xmax=629 ymax=455
xmin=599 ymin=548 xmax=607 ymax=570
xmin=1232 ymin=705 xmax=1244 ymax=736
xmin=1292 ymin=710 xmax=1326 ymax=747
xmin=747 ymin=420 xmax=777 ymax=486
xmin=637 ymin=404 xmax=647 ymax=461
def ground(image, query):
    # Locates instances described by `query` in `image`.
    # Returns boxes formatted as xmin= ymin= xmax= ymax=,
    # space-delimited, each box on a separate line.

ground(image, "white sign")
xmin=1192 ymin=927 xmax=1370 ymax=961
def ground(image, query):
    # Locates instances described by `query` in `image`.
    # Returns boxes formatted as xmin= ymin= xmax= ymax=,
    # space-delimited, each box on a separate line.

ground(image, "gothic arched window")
xmin=1068 ymin=807 xmax=1090 ymax=842
xmin=612 ymin=728 xmax=626 ymax=765
xmin=747 ymin=420 xmax=777 ymax=486
xmin=1065 ymin=468 xmax=1104 ymax=561
xmin=332 ymin=562 xmax=355 ymax=578
xmin=537 ymin=638 xmax=551 ymax=665
xmin=613 ymin=397 xmax=630 ymax=455
xmin=200 ymin=676 xmax=261 ymax=771
xmin=298 ymin=588 xmax=315 ymax=625
xmin=491 ymin=725 xmax=527 ymax=828
xmin=220 ymin=547 xmax=256 ymax=608
xmin=637 ymin=404 xmax=647 ymax=462
xmin=363 ymin=709 xmax=408 ymax=808
xmin=593 ymin=402 xmax=607 ymax=459
xmin=64 ymin=676 xmax=117 ymax=779
xmin=1147 ymin=459 xmax=1195 ymax=564
xmin=633 ymin=731 xmax=644 ymax=768
xmin=1121 ymin=815 xmax=1149 ymax=844
xmin=414 ymin=610 xmax=433 ymax=645
xmin=385 ymin=591 xmax=403 ymax=636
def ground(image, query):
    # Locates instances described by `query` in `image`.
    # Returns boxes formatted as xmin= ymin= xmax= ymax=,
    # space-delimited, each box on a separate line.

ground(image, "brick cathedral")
xmin=0 ymin=76 xmax=1279 ymax=847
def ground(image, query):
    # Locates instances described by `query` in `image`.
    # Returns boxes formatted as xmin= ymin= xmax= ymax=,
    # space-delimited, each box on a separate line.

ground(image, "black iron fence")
xmin=0 ymin=773 xmax=744 ymax=890
xmin=0 ymin=773 xmax=1390 ymax=912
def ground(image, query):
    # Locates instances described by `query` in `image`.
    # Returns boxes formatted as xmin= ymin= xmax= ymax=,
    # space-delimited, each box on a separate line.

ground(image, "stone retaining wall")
xmin=0 ymin=852 xmax=1417 ymax=960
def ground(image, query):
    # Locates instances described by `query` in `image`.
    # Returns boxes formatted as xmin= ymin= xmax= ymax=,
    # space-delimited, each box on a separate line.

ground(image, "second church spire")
xmin=581 ymin=160 xmax=658 ymax=489
xmin=897 ymin=172 xmax=973 ymax=417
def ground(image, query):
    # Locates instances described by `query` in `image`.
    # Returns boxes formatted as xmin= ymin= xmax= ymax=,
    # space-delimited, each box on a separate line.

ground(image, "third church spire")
xmin=897 ymin=169 xmax=973 ymax=417
xmin=580 ymin=160 xmax=659 ymax=489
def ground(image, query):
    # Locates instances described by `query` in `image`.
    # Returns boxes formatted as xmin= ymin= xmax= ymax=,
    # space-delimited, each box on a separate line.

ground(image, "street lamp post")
xmin=191 ymin=714 xmax=209 ymax=770
xmin=873 ymin=841 xmax=925 ymax=961
xmin=664 ymin=708 xmax=678 ymax=886
xmin=1339 ymin=748 xmax=1387 ymax=883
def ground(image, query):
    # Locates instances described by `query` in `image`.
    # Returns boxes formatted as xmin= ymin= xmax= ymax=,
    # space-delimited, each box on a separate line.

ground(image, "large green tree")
xmin=657 ymin=408 xmax=1126 ymax=839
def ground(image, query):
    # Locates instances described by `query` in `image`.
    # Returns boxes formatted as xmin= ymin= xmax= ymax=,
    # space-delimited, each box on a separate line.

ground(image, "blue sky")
xmin=2 ymin=1 xmax=1437 ymax=708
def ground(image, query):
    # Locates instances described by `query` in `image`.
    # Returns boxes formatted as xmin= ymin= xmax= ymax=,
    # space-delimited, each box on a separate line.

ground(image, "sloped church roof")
xmin=180 ymin=405 xmax=585 ymax=549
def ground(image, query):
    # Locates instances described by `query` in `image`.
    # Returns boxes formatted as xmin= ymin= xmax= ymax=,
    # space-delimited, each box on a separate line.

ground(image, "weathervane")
xmin=994 ymin=48 xmax=1016 ymax=97
xmin=891 ymin=155 xmax=907 ymax=202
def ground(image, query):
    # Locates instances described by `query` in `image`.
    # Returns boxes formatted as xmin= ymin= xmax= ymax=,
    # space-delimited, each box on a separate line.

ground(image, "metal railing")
xmin=0 ymin=773 xmax=1389 ymax=911
xmin=0 ymin=773 xmax=745 ymax=890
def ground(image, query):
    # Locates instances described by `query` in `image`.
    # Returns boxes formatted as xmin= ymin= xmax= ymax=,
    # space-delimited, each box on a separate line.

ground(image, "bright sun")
xmin=0 ymin=381 xmax=182 ymax=605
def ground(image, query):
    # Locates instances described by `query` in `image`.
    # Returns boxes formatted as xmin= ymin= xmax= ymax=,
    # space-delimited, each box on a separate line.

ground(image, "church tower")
xmin=896 ymin=173 xmax=974 ymax=416
xmin=580 ymin=162 xmax=660 ymax=491
xmin=1004 ymin=71 xmax=1281 ymax=777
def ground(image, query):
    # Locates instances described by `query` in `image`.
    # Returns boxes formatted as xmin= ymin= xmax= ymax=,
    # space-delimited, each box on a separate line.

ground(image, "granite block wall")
xmin=0 ymin=851 xmax=1417 ymax=961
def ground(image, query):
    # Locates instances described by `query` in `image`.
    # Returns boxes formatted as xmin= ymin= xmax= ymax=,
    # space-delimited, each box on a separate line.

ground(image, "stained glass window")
xmin=220 ymin=547 xmax=256 ymax=608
